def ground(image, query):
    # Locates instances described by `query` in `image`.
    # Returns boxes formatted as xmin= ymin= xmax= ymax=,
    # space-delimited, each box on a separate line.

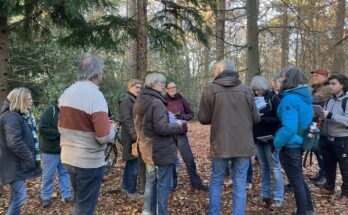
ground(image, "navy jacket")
xmin=0 ymin=100 xmax=41 ymax=185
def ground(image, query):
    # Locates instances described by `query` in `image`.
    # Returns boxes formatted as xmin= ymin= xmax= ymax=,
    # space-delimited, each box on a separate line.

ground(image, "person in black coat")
xmin=0 ymin=87 xmax=41 ymax=215
xmin=119 ymin=79 xmax=143 ymax=199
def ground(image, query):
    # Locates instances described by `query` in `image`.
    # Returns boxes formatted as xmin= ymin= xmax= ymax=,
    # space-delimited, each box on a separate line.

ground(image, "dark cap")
xmin=311 ymin=68 xmax=329 ymax=77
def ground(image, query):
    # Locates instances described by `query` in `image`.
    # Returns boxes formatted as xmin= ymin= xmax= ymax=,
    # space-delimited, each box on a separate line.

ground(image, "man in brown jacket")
xmin=133 ymin=73 xmax=184 ymax=215
xmin=198 ymin=60 xmax=260 ymax=215
xmin=309 ymin=68 xmax=331 ymax=187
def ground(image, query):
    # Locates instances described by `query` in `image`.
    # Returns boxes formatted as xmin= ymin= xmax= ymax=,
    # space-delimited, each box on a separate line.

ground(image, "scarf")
xmin=23 ymin=112 xmax=41 ymax=161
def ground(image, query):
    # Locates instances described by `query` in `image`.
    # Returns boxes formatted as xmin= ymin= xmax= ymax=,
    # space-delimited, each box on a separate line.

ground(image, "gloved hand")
xmin=174 ymin=112 xmax=183 ymax=120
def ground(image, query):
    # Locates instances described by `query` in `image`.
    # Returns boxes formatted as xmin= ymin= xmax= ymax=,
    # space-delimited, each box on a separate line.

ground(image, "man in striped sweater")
xmin=58 ymin=54 xmax=116 ymax=215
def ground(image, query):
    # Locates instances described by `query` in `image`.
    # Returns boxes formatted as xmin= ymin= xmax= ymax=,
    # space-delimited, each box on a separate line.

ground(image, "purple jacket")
xmin=164 ymin=93 xmax=193 ymax=133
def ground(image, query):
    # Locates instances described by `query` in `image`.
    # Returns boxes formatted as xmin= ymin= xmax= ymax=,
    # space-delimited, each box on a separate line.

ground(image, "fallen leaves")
xmin=0 ymin=121 xmax=347 ymax=214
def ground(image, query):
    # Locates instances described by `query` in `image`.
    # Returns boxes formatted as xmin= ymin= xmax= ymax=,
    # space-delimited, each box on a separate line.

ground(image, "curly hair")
xmin=328 ymin=74 xmax=348 ymax=92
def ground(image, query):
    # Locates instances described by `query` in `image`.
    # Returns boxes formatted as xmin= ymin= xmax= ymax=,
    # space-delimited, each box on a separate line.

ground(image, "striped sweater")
xmin=58 ymin=81 xmax=115 ymax=168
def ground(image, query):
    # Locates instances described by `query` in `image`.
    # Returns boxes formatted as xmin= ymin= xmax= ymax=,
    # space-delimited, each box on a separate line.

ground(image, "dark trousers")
xmin=320 ymin=138 xmax=348 ymax=196
xmin=280 ymin=148 xmax=313 ymax=215
xmin=121 ymin=158 xmax=139 ymax=193
xmin=64 ymin=164 xmax=105 ymax=215
xmin=173 ymin=134 xmax=203 ymax=188
xmin=313 ymin=147 xmax=325 ymax=176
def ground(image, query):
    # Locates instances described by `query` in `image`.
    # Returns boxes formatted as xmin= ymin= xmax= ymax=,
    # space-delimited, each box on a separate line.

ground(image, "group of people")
xmin=0 ymin=53 xmax=347 ymax=215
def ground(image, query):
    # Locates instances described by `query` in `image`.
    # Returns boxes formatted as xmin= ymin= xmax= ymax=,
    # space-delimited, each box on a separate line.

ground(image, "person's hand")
xmin=174 ymin=112 xmax=183 ymax=120
xmin=110 ymin=122 xmax=116 ymax=130
xmin=25 ymin=157 xmax=36 ymax=169
xmin=323 ymin=111 xmax=329 ymax=118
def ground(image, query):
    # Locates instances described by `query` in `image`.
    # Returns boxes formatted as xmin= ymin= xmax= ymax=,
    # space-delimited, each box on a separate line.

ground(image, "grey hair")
xmin=145 ymin=73 xmax=166 ymax=88
xmin=77 ymin=54 xmax=104 ymax=81
xmin=215 ymin=60 xmax=236 ymax=72
xmin=250 ymin=76 xmax=271 ymax=91
xmin=279 ymin=67 xmax=308 ymax=93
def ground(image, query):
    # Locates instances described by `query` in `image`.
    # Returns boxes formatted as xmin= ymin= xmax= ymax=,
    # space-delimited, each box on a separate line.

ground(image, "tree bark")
xmin=246 ymin=0 xmax=260 ymax=84
xmin=128 ymin=0 xmax=137 ymax=79
xmin=136 ymin=0 xmax=147 ymax=80
xmin=280 ymin=4 xmax=289 ymax=68
xmin=215 ymin=0 xmax=225 ymax=62
xmin=0 ymin=16 xmax=9 ymax=102
xmin=331 ymin=0 xmax=346 ymax=74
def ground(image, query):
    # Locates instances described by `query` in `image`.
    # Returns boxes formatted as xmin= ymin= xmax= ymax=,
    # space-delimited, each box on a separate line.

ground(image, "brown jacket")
xmin=133 ymin=88 xmax=182 ymax=166
xmin=198 ymin=71 xmax=260 ymax=158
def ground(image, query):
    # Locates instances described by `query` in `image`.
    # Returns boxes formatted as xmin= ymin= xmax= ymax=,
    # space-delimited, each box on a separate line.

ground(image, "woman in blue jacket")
xmin=274 ymin=67 xmax=314 ymax=215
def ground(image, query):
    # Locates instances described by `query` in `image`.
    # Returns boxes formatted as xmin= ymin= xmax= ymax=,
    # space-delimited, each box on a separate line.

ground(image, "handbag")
xmin=131 ymin=142 xmax=139 ymax=158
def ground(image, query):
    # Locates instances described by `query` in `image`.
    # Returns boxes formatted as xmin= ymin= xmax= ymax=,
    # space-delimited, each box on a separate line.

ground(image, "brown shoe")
xmin=319 ymin=187 xmax=334 ymax=196
xmin=336 ymin=195 xmax=348 ymax=205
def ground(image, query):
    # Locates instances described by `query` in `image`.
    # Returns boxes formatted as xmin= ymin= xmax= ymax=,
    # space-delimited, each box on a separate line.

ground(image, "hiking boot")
xmin=309 ymin=173 xmax=323 ymax=182
xmin=62 ymin=196 xmax=73 ymax=203
xmin=42 ymin=199 xmax=52 ymax=208
xmin=127 ymin=192 xmax=144 ymax=200
xmin=314 ymin=177 xmax=326 ymax=188
xmin=270 ymin=200 xmax=283 ymax=210
xmin=319 ymin=187 xmax=334 ymax=196
xmin=192 ymin=184 xmax=209 ymax=191
xmin=251 ymin=196 xmax=271 ymax=205
xmin=336 ymin=195 xmax=348 ymax=205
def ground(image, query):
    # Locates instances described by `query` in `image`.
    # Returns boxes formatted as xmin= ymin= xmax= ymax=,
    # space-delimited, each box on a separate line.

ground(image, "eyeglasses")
xmin=167 ymin=86 xmax=176 ymax=90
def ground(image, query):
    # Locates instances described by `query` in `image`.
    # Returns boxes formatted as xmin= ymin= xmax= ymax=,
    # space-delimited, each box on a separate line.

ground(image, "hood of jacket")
xmin=281 ymin=85 xmax=312 ymax=104
xmin=1 ymin=99 xmax=10 ymax=114
xmin=213 ymin=70 xmax=241 ymax=88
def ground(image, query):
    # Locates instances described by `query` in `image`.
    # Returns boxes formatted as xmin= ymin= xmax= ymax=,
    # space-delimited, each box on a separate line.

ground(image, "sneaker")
xmin=314 ymin=177 xmax=326 ymax=188
xmin=192 ymin=184 xmax=209 ymax=191
xmin=250 ymin=196 xmax=271 ymax=205
xmin=121 ymin=188 xmax=128 ymax=194
xmin=42 ymin=199 xmax=52 ymax=208
xmin=319 ymin=187 xmax=334 ymax=196
xmin=336 ymin=195 xmax=348 ymax=205
xmin=126 ymin=192 xmax=144 ymax=200
xmin=246 ymin=183 xmax=252 ymax=190
xmin=62 ymin=196 xmax=73 ymax=203
xmin=270 ymin=200 xmax=283 ymax=210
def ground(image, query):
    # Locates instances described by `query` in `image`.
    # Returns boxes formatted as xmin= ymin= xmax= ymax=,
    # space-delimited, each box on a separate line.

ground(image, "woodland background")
xmin=0 ymin=0 xmax=347 ymax=115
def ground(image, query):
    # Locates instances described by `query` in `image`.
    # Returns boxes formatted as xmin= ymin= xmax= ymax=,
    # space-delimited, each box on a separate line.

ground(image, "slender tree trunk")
xmin=128 ymin=0 xmax=137 ymax=79
xmin=203 ymin=45 xmax=211 ymax=89
xmin=136 ymin=0 xmax=147 ymax=80
xmin=0 ymin=16 xmax=9 ymax=102
xmin=332 ymin=0 xmax=346 ymax=74
xmin=281 ymin=4 xmax=289 ymax=68
xmin=215 ymin=0 xmax=225 ymax=62
xmin=246 ymin=0 xmax=260 ymax=84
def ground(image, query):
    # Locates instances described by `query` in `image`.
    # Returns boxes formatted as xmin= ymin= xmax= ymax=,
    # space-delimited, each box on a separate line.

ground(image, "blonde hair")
xmin=127 ymin=79 xmax=143 ymax=90
xmin=7 ymin=87 xmax=32 ymax=113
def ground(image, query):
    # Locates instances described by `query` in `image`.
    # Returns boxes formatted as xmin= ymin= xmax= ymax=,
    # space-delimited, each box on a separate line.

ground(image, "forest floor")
xmin=0 ymin=121 xmax=347 ymax=215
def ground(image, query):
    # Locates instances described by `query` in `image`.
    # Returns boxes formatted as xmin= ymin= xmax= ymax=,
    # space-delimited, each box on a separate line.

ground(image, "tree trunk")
xmin=136 ymin=0 xmax=147 ymax=80
xmin=203 ymin=45 xmax=211 ymax=89
xmin=128 ymin=0 xmax=137 ymax=79
xmin=215 ymin=0 xmax=225 ymax=62
xmin=280 ymin=4 xmax=289 ymax=68
xmin=0 ymin=16 xmax=9 ymax=102
xmin=246 ymin=0 xmax=260 ymax=84
xmin=331 ymin=0 xmax=346 ymax=74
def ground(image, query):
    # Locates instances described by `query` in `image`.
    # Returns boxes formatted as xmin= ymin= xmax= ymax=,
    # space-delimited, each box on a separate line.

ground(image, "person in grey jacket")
xmin=319 ymin=74 xmax=348 ymax=205
xmin=0 ymin=87 xmax=41 ymax=215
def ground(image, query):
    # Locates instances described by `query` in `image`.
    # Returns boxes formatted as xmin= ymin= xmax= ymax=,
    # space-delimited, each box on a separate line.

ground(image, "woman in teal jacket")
xmin=274 ymin=67 xmax=314 ymax=215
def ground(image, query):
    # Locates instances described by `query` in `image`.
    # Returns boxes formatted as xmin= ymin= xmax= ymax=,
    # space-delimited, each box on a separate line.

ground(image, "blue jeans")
xmin=64 ymin=164 xmax=105 ymax=215
xmin=7 ymin=180 xmax=26 ymax=215
xmin=143 ymin=164 xmax=174 ymax=215
xmin=280 ymin=148 xmax=313 ymax=215
xmin=41 ymin=153 xmax=72 ymax=201
xmin=247 ymin=159 xmax=253 ymax=184
xmin=173 ymin=134 xmax=203 ymax=188
xmin=121 ymin=158 xmax=139 ymax=193
xmin=209 ymin=157 xmax=249 ymax=215
xmin=255 ymin=144 xmax=284 ymax=201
